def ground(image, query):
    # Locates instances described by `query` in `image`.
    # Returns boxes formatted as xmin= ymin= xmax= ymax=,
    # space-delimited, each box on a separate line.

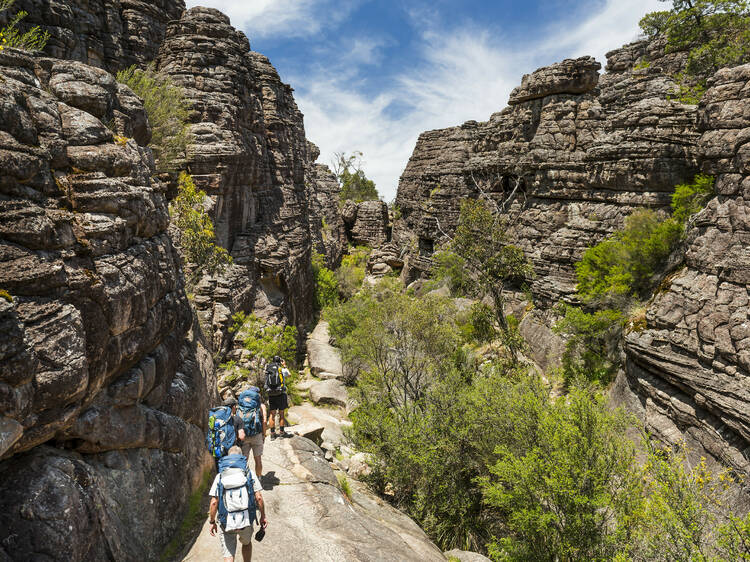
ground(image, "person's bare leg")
xmin=241 ymin=541 xmax=252 ymax=561
xmin=267 ymin=410 xmax=276 ymax=431
xmin=279 ymin=409 xmax=286 ymax=430
xmin=254 ymin=455 xmax=262 ymax=476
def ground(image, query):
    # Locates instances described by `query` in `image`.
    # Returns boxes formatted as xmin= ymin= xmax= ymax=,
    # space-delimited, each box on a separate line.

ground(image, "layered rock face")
xmin=394 ymin=42 xmax=700 ymax=304
xmin=0 ymin=0 xmax=185 ymax=72
xmin=0 ymin=48 xmax=215 ymax=560
xmin=155 ymin=7 xmax=316 ymax=355
xmin=306 ymin=143 xmax=348 ymax=268
xmin=623 ymin=64 xmax=750 ymax=473
xmin=343 ymin=199 xmax=390 ymax=247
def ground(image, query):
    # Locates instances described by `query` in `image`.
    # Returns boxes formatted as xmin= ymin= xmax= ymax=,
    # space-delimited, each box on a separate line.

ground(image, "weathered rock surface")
xmin=0 ymin=48 xmax=215 ymax=560
xmin=444 ymin=549 xmax=493 ymax=562
xmin=155 ymin=7 xmax=316 ymax=355
xmin=181 ymin=436 xmax=446 ymax=561
xmin=348 ymin=199 xmax=390 ymax=247
xmin=394 ymin=41 xmax=700 ymax=302
xmin=310 ymin=379 xmax=349 ymax=408
xmin=307 ymin=321 xmax=344 ymax=379
xmin=307 ymin=145 xmax=348 ymax=267
xmin=0 ymin=0 xmax=185 ymax=72
xmin=623 ymin=63 xmax=750 ymax=474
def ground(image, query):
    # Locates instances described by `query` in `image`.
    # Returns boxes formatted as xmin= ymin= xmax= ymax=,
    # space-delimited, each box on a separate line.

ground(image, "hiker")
xmin=206 ymin=397 xmax=246 ymax=473
xmin=265 ymin=355 xmax=291 ymax=439
xmin=237 ymin=387 xmax=267 ymax=477
xmin=209 ymin=445 xmax=267 ymax=562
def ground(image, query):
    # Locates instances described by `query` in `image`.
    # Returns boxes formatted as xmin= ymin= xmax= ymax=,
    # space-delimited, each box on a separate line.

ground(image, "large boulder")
xmin=307 ymin=321 xmax=344 ymax=378
xmin=309 ymin=379 xmax=349 ymax=408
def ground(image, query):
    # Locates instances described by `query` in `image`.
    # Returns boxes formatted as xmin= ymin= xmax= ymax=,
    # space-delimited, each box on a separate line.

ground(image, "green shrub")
xmin=640 ymin=1 xmax=750 ymax=102
xmin=333 ymin=152 xmax=379 ymax=202
xmin=239 ymin=313 xmax=298 ymax=366
xmin=459 ymin=302 xmax=497 ymax=344
xmin=576 ymin=209 xmax=682 ymax=305
xmin=116 ymin=64 xmax=191 ymax=172
xmin=553 ymin=304 xmax=625 ymax=386
xmin=672 ymin=174 xmax=715 ymax=223
xmin=429 ymin=249 xmax=473 ymax=297
xmin=337 ymin=474 xmax=353 ymax=501
xmin=312 ymin=251 xmax=338 ymax=311
xmin=481 ymin=387 xmax=641 ymax=561
xmin=169 ymin=172 xmax=232 ymax=284
xmin=335 ymin=246 xmax=370 ymax=299
xmin=0 ymin=0 xmax=50 ymax=52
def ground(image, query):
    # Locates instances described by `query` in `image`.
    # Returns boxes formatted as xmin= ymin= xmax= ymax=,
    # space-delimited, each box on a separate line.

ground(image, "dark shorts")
xmin=268 ymin=392 xmax=288 ymax=411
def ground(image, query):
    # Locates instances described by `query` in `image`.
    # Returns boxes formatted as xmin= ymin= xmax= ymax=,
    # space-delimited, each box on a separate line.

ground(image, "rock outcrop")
xmin=394 ymin=43 xmax=700 ymax=303
xmin=307 ymin=144 xmax=348 ymax=268
xmin=622 ymin=63 xmax=750 ymax=474
xmin=344 ymin=199 xmax=390 ymax=247
xmin=0 ymin=0 xmax=185 ymax=72
xmin=0 ymin=48 xmax=215 ymax=560
xmin=154 ymin=7 xmax=317 ymax=354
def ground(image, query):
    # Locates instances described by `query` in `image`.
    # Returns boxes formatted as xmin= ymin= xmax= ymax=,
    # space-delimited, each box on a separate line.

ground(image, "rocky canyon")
xmin=1 ymin=0 xmax=750 ymax=560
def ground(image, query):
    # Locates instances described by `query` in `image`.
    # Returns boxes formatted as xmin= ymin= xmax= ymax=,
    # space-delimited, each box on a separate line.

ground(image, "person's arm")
xmin=209 ymin=497 xmax=219 ymax=536
xmin=255 ymin=492 xmax=267 ymax=529
xmin=236 ymin=415 xmax=246 ymax=442
xmin=261 ymin=404 xmax=267 ymax=438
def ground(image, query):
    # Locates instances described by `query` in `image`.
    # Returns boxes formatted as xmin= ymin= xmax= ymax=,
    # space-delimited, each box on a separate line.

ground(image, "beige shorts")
xmin=219 ymin=526 xmax=253 ymax=558
xmin=241 ymin=432 xmax=264 ymax=458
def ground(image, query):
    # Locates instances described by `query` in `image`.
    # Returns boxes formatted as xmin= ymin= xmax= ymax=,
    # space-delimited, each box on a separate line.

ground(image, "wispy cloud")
xmin=184 ymin=0 xmax=357 ymax=39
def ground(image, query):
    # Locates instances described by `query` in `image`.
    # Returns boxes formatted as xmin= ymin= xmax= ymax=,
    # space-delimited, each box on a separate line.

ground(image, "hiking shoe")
xmin=280 ymin=429 xmax=292 ymax=438
xmin=270 ymin=431 xmax=277 ymax=440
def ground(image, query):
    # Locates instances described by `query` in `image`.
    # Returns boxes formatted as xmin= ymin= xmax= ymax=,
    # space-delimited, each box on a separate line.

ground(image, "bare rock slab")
xmin=307 ymin=321 xmax=344 ymax=378
xmin=444 ymin=549 xmax=492 ymax=562
xmin=309 ymin=379 xmax=349 ymax=408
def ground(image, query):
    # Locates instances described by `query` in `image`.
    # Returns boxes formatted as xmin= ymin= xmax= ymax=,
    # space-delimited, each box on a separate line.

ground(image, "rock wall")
xmin=0 ymin=48 xmax=215 ymax=560
xmin=622 ymin=63 xmax=750 ymax=474
xmin=306 ymin=143 xmax=348 ymax=268
xmin=154 ymin=7 xmax=316 ymax=355
xmin=0 ymin=0 xmax=185 ymax=72
xmin=394 ymin=40 xmax=700 ymax=304
xmin=343 ymin=199 xmax=390 ymax=248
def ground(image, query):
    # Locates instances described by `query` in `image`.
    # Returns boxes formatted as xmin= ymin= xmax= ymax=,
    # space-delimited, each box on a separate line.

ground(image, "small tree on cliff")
xmin=450 ymin=199 xmax=533 ymax=360
xmin=0 ymin=0 xmax=50 ymax=52
xmin=116 ymin=64 xmax=191 ymax=172
xmin=640 ymin=0 xmax=750 ymax=101
xmin=332 ymin=151 xmax=379 ymax=202
xmin=170 ymin=172 xmax=232 ymax=284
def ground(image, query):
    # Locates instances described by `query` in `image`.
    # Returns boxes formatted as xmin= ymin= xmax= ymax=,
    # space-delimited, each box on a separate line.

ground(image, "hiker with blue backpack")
xmin=209 ymin=445 xmax=267 ymax=562
xmin=237 ymin=386 xmax=267 ymax=477
xmin=206 ymin=397 xmax=247 ymax=473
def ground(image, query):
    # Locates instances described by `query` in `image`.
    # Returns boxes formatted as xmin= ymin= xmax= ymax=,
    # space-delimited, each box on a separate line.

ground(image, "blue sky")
xmin=185 ymin=0 xmax=662 ymax=200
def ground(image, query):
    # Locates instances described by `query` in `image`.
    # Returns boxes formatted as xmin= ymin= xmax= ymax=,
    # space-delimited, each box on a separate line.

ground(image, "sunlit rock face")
xmin=393 ymin=42 xmax=700 ymax=304
xmin=0 ymin=0 xmax=185 ymax=72
xmin=622 ymin=63 xmax=750 ymax=476
xmin=0 ymin=47 xmax=216 ymax=560
xmin=154 ymin=7 xmax=316 ymax=355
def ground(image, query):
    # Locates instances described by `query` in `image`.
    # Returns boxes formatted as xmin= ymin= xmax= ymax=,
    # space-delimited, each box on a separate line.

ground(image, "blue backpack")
xmin=217 ymin=453 xmax=258 ymax=532
xmin=206 ymin=406 xmax=236 ymax=459
xmin=238 ymin=388 xmax=263 ymax=437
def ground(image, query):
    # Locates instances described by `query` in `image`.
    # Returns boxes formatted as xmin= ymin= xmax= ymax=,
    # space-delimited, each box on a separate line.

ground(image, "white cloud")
xmin=184 ymin=0 xmax=356 ymax=39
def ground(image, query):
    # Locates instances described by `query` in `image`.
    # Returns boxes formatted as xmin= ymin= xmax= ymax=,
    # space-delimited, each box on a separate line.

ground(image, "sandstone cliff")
xmin=0 ymin=47 xmax=216 ymax=560
xmin=394 ymin=39 xmax=700 ymax=305
xmin=155 ymin=7 xmax=317 ymax=356
xmin=0 ymin=0 xmax=185 ymax=72
xmin=621 ymin=63 xmax=750 ymax=475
